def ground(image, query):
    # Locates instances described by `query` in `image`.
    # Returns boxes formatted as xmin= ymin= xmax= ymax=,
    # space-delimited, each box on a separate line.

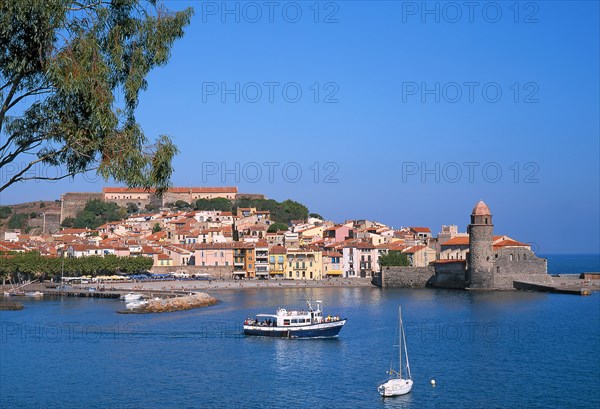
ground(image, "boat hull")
xmin=244 ymin=319 xmax=346 ymax=338
xmin=378 ymin=378 xmax=413 ymax=397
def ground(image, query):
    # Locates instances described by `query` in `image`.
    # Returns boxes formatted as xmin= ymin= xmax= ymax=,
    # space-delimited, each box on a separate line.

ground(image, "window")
xmin=248 ymin=264 xmax=252 ymax=269
xmin=509 ymin=254 xmax=513 ymax=261
xmin=296 ymin=272 xmax=299 ymax=278
xmin=202 ymin=262 xmax=205 ymax=266
xmin=523 ymin=254 xmax=527 ymax=260
xmin=215 ymin=262 xmax=218 ymax=266
xmin=270 ymin=256 xmax=275 ymax=263
xmin=289 ymin=272 xmax=292 ymax=277
xmin=225 ymin=261 xmax=229 ymax=266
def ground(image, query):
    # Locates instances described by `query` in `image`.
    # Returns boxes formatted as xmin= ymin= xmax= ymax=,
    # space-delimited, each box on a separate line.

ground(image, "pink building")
xmin=323 ymin=225 xmax=355 ymax=244
xmin=193 ymin=243 xmax=234 ymax=267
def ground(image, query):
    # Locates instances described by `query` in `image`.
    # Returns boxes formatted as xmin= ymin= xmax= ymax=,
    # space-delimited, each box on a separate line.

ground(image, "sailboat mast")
xmin=399 ymin=305 xmax=402 ymax=379
xmin=401 ymin=307 xmax=411 ymax=379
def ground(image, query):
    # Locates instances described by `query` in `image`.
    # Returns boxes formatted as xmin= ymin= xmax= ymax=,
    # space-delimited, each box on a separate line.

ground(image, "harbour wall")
xmin=375 ymin=266 xmax=434 ymax=288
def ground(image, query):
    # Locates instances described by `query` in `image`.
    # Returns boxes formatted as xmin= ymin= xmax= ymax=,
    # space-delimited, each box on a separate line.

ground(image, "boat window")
xmin=283 ymin=319 xmax=290 ymax=325
xmin=291 ymin=319 xmax=298 ymax=323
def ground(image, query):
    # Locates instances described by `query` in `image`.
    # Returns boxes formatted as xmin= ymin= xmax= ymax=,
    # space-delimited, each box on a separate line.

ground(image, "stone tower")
xmin=467 ymin=200 xmax=494 ymax=288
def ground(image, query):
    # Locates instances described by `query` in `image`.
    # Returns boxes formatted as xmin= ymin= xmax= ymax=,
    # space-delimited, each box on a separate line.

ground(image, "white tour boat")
xmin=243 ymin=300 xmax=346 ymax=338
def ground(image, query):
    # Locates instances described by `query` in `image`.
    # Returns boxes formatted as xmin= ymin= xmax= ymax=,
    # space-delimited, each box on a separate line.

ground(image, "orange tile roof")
xmin=104 ymin=186 xmax=237 ymax=194
xmin=410 ymin=227 xmax=431 ymax=233
xmin=493 ymin=239 xmax=530 ymax=249
xmin=432 ymin=259 xmax=467 ymax=264
xmin=403 ymin=245 xmax=428 ymax=254
xmin=441 ymin=237 xmax=470 ymax=246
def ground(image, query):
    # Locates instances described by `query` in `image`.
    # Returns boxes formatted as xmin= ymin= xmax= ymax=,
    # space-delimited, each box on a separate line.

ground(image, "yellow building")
xmin=269 ymin=246 xmax=287 ymax=278
xmin=233 ymin=243 xmax=255 ymax=279
xmin=155 ymin=253 xmax=173 ymax=267
xmin=322 ymin=251 xmax=343 ymax=277
xmin=286 ymin=249 xmax=323 ymax=280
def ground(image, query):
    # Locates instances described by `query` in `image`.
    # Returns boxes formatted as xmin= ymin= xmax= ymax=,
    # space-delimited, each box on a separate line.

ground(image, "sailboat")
xmin=378 ymin=306 xmax=413 ymax=397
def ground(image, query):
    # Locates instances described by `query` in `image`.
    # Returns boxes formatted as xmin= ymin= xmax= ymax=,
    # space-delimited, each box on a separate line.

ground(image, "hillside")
xmin=0 ymin=200 xmax=62 ymax=235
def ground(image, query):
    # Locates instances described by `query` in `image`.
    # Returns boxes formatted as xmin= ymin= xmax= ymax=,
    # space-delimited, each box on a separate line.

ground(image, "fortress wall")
xmin=492 ymin=248 xmax=552 ymax=289
xmin=60 ymin=192 xmax=103 ymax=222
xmin=378 ymin=266 xmax=434 ymax=288
xmin=429 ymin=263 xmax=467 ymax=289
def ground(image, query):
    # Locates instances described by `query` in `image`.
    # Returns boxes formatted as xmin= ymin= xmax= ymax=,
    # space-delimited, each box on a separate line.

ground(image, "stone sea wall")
xmin=377 ymin=266 xmax=435 ymax=288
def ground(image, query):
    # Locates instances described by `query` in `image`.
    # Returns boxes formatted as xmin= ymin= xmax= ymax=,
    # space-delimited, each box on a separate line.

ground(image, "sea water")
xmin=1 ymin=260 xmax=599 ymax=409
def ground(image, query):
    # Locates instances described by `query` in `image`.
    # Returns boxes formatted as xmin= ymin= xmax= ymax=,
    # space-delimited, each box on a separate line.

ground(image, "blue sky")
xmin=1 ymin=1 xmax=598 ymax=253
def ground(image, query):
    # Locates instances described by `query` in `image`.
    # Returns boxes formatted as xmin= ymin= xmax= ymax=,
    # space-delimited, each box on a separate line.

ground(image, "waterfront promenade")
xmin=90 ymin=277 xmax=374 ymax=292
xmin=1 ymin=277 xmax=374 ymax=295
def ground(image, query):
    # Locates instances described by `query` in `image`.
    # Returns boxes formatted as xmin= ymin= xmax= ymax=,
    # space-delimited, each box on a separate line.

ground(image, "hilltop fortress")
xmin=60 ymin=187 xmax=263 ymax=222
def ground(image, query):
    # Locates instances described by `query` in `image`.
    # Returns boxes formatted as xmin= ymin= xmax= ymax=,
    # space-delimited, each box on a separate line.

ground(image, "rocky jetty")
xmin=0 ymin=301 xmax=24 ymax=310
xmin=123 ymin=292 xmax=217 ymax=313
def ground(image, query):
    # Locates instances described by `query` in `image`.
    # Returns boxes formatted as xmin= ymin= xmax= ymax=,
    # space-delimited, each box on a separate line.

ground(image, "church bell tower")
xmin=467 ymin=200 xmax=494 ymax=288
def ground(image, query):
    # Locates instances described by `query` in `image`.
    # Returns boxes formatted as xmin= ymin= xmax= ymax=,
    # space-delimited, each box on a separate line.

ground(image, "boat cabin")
xmin=244 ymin=301 xmax=341 ymax=327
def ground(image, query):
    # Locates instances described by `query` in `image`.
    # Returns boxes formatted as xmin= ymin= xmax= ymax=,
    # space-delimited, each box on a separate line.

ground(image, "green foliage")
xmin=309 ymin=213 xmax=324 ymax=220
xmin=61 ymin=217 xmax=75 ymax=228
xmin=194 ymin=198 xmax=233 ymax=212
xmin=174 ymin=200 xmax=190 ymax=210
xmin=152 ymin=223 xmax=162 ymax=233
xmin=0 ymin=206 xmax=12 ymax=219
xmin=268 ymin=222 xmax=289 ymax=233
xmin=7 ymin=213 xmax=28 ymax=229
xmin=71 ymin=199 xmax=125 ymax=229
xmin=379 ymin=251 xmax=410 ymax=267
xmin=126 ymin=202 xmax=139 ymax=214
xmin=234 ymin=198 xmax=309 ymax=224
xmin=39 ymin=202 xmax=45 ymax=208
xmin=0 ymin=1 xmax=193 ymax=193
xmin=0 ymin=253 xmax=153 ymax=280
xmin=145 ymin=202 xmax=160 ymax=212
xmin=29 ymin=212 xmax=37 ymax=218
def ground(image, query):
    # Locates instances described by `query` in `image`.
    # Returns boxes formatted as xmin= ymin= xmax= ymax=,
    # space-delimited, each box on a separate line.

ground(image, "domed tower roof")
xmin=472 ymin=200 xmax=491 ymax=216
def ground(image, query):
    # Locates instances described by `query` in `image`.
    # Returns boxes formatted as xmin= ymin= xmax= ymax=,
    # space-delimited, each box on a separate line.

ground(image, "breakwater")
xmin=119 ymin=292 xmax=218 ymax=314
